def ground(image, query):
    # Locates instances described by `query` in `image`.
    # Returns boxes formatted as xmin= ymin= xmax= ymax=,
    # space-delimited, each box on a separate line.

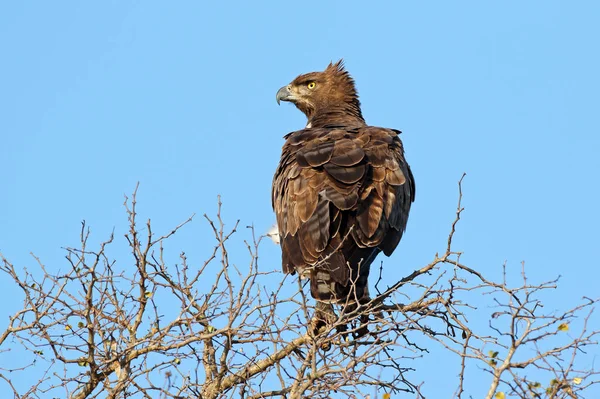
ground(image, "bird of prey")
xmin=272 ymin=60 xmax=415 ymax=329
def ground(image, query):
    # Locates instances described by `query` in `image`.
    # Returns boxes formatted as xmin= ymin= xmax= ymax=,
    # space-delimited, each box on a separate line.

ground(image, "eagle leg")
xmin=341 ymin=289 xmax=378 ymax=339
xmin=311 ymin=301 xmax=352 ymax=351
xmin=354 ymin=314 xmax=370 ymax=339
xmin=311 ymin=301 xmax=337 ymax=335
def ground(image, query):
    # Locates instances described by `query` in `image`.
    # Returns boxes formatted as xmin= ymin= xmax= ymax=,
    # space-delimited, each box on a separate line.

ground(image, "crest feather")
xmin=326 ymin=59 xmax=346 ymax=75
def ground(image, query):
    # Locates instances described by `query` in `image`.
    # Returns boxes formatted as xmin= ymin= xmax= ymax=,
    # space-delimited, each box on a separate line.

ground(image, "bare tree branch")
xmin=0 ymin=179 xmax=597 ymax=398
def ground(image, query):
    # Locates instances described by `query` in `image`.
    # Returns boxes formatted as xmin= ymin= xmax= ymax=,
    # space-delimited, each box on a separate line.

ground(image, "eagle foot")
xmin=310 ymin=319 xmax=338 ymax=352
xmin=310 ymin=301 xmax=337 ymax=336
xmin=319 ymin=340 xmax=332 ymax=352
xmin=309 ymin=316 xmax=327 ymax=336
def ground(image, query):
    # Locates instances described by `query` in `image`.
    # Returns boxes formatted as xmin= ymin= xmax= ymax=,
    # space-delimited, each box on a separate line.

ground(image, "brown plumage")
xmin=273 ymin=60 xmax=415 ymax=307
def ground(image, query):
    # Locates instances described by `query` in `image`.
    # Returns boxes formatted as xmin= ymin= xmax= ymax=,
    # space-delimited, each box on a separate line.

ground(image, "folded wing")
xmin=272 ymin=126 xmax=415 ymax=302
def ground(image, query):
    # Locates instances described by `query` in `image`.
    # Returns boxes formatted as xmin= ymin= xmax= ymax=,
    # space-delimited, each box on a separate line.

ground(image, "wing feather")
xmin=356 ymin=191 xmax=384 ymax=238
xmin=323 ymin=163 xmax=366 ymax=184
xmin=330 ymin=139 xmax=365 ymax=166
xmin=297 ymin=140 xmax=334 ymax=167
xmin=299 ymin=198 xmax=330 ymax=253
xmin=296 ymin=187 xmax=318 ymax=223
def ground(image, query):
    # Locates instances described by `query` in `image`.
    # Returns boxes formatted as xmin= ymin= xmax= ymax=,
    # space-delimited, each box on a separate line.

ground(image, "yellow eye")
xmin=307 ymin=82 xmax=316 ymax=89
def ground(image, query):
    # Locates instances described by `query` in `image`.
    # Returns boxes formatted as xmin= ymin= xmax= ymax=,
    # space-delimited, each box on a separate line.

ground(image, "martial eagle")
xmin=272 ymin=60 xmax=415 ymax=326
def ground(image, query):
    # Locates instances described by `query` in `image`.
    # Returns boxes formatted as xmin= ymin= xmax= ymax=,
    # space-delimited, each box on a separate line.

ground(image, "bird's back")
xmin=272 ymin=125 xmax=415 ymax=303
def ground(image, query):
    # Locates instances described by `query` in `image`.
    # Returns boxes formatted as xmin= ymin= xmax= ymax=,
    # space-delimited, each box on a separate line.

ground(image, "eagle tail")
xmin=309 ymin=245 xmax=380 ymax=304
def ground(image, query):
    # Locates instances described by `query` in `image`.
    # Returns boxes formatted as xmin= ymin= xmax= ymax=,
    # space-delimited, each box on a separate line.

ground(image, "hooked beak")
xmin=276 ymin=85 xmax=294 ymax=105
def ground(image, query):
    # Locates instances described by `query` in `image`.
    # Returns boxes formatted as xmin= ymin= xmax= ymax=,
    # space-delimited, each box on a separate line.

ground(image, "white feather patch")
xmin=267 ymin=224 xmax=280 ymax=245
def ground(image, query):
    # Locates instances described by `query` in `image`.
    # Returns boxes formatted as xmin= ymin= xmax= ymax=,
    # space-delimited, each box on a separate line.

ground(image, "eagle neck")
xmin=307 ymin=107 xmax=366 ymax=129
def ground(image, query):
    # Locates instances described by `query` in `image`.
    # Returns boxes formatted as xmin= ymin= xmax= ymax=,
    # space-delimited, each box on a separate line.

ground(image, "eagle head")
xmin=276 ymin=59 xmax=364 ymax=126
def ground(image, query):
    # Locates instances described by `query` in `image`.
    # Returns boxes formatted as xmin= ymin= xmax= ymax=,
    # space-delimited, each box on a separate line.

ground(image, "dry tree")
xmin=0 ymin=178 xmax=598 ymax=398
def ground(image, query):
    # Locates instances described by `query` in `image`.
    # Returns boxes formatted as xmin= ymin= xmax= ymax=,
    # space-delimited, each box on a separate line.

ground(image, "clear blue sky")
xmin=1 ymin=1 xmax=599 ymax=397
